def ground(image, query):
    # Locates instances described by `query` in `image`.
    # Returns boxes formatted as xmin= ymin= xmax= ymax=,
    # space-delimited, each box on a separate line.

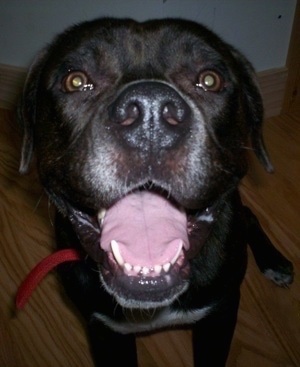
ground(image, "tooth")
xmin=98 ymin=209 xmax=106 ymax=225
xmin=154 ymin=265 xmax=162 ymax=274
xmin=124 ymin=263 xmax=132 ymax=272
xmin=98 ymin=208 xmax=106 ymax=220
xmin=110 ymin=240 xmax=124 ymax=266
xmin=133 ymin=265 xmax=142 ymax=273
xmin=163 ymin=262 xmax=171 ymax=272
xmin=171 ymin=240 xmax=183 ymax=265
xmin=142 ymin=267 xmax=150 ymax=275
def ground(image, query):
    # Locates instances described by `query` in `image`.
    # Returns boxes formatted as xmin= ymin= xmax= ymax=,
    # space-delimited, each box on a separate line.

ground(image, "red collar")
xmin=16 ymin=249 xmax=82 ymax=310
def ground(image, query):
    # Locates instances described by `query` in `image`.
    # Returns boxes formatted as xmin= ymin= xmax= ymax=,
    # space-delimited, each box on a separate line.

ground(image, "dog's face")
xmin=19 ymin=18 xmax=272 ymax=309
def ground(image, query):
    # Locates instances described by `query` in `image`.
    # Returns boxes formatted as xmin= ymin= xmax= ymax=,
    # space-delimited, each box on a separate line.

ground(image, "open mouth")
xmin=67 ymin=185 xmax=218 ymax=308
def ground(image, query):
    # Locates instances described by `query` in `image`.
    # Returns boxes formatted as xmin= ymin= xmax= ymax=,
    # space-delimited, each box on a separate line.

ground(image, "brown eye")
xmin=197 ymin=70 xmax=224 ymax=92
xmin=63 ymin=71 xmax=94 ymax=92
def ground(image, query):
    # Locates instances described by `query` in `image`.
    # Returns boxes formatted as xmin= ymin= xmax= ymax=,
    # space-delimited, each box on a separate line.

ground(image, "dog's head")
xmin=18 ymin=18 xmax=272 ymax=308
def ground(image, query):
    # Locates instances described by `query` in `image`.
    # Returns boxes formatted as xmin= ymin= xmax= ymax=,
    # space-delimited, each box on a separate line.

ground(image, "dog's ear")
xmin=18 ymin=47 xmax=48 ymax=174
xmin=231 ymin=49 xmax=274 ymax=173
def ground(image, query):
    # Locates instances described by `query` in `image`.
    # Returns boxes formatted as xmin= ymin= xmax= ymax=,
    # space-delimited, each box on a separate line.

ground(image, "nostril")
xmin=120 ymin=103 xmax=140 ymax=126
xmin=162 ymin=103 xmax=186 ymax=126
xmin=110 ymin=102 xmax=140 ymax=126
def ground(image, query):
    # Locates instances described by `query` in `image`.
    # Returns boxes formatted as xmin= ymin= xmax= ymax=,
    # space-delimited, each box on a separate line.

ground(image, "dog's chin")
xmin=99 ymin=262 xmax=190 ymax=309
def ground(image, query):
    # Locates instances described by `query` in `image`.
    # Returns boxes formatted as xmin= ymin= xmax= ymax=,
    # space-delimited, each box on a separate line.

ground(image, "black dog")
xmin=18 ymin=18 xmax=293 ymax=366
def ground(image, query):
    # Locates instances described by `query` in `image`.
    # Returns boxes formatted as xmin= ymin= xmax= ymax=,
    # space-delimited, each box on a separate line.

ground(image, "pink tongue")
xmin=100 ymin=191 xmax=189 ymax=267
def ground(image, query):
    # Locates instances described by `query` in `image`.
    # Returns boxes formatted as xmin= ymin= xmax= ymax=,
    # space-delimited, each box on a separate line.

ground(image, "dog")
xmin=18 ymin=18 xmax=294 ymax=366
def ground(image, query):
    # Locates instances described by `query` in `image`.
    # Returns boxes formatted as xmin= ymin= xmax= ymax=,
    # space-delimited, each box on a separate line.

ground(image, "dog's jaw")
xmin=66 ymin=187 xmax=219 ymax=309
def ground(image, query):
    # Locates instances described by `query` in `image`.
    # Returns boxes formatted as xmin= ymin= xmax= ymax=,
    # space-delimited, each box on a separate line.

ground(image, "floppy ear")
xmin=231 ymin=49 xmax=274 ymax=173
xmin=18 ymin=48 xmax=48 ymax=174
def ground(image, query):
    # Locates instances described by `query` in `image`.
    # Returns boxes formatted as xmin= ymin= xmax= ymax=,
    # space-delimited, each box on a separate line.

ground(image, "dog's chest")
xmin=92 ymin=305 xmax=213 ymax=334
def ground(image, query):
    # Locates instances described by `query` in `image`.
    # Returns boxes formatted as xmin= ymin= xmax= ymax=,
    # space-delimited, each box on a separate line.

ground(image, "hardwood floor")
xmin=0 ymin=108 xmax=299 ymax=366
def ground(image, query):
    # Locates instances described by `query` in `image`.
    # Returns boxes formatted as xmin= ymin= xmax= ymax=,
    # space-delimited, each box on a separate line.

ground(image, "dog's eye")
xmin=196 ymin=70 xmax=224 ymax=92
xmin=63 ymin=71 xmax=94 ymax=92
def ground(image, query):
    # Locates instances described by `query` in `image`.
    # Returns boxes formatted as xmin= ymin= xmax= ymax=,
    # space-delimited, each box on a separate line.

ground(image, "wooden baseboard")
xmin=0 ymin=63 xmax=288 ymax=117
xmin=0 ymin=64 xmax=27 ymax=110
xmin=257 ymin=67 xmax=288 ymax=118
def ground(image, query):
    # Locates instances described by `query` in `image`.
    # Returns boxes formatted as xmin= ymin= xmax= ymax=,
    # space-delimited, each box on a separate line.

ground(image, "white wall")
xmin=0 ymin=0 xmax=296 ymax=72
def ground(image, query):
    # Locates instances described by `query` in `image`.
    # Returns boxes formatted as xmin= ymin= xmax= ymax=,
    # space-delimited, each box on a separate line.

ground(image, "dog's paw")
xmin=263 ymin=262 xmax=294 ymax=288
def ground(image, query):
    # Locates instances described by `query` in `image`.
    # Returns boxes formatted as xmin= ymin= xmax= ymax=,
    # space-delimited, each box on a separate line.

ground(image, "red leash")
xmin=16 ymin=249 xmax=82 ymax=310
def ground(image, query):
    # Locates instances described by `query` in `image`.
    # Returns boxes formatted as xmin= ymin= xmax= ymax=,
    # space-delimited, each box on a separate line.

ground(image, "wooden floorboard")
xmin=0 ymin=108 xmax=299 ymax=366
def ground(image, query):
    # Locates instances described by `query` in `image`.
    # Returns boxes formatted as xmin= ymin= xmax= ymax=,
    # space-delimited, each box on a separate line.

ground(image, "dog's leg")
xmin=244 ymin=206 xmax=294 ymax=287
xmin=88 ymin=321 xmax=138 ymax=367
xmin=192 ymin=292 xmax=240 ymax=367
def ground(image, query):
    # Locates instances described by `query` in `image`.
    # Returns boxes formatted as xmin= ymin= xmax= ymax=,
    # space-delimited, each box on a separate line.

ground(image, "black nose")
xmin=108 ymin=81 xmax=192 ymax=150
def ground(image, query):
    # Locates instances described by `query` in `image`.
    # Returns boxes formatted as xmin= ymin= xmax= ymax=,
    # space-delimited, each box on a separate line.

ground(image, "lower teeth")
xmin=110 ymin=240 xmax=182 ymax=275
xmin=124 ymin=263 xmax=172 ymax=276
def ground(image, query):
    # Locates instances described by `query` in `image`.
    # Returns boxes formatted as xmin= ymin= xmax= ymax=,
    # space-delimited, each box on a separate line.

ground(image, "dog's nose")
xmin=108 ymin=81 xmax=192 ymax=150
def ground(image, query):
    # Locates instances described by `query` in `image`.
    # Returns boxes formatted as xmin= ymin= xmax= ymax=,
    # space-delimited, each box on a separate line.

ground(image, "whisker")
xmin=33 ymin=191 xmax=45 ymax=213
xmin=214 ymin=163 xmax=232 ymax=175
xmin=47 ymin=198 xmax=55 ymax=227
xmin=240 ymin=145 xmax=255 ymax=152
xmin=166 ymin=183 xmax=172 ymax=199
